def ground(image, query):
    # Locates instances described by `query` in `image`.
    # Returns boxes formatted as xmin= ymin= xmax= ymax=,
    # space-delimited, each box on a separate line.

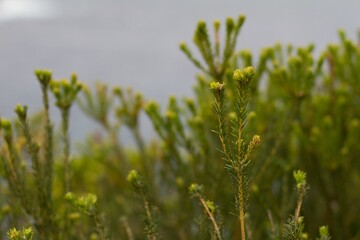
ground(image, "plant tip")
xmin=252 ymin=135 xmax=261 ymax=145
xmin=319 ymin=226 xmax=330 ymax=237
xmin=127 ymin=170 xmax=140 ymax=183
xmin=189 ymin=183 xmax=203 ymax=196
xmin=34 ymin=69 xmax=52 ymax=86
xmin=233 ymin=66 xmax=255 ymax=83
xmin=293 ymin=170 xmax=307 ymax=189
xmin=209 ymin=82 xmax=224 ymax=91
xmin=214 ymin=19 xmax=220 ymax=31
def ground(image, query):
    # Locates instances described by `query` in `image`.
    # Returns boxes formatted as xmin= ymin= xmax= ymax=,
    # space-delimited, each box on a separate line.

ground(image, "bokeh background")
xmin=1 ymin=0 xmax=360 ymax=141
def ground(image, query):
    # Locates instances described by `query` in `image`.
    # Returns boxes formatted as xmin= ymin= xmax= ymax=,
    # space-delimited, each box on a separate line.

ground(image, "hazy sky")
xmin=1 ymin=0 xmax=360 ymax=141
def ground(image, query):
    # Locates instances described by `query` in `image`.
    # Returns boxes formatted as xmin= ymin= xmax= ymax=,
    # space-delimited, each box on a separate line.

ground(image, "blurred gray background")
xmin=1 ymin=0 xmax=360 ymax=142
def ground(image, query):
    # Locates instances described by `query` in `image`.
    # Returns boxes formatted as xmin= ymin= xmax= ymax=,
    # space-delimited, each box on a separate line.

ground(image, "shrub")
xmin=1 ymin=14 xmax=359 ymax=239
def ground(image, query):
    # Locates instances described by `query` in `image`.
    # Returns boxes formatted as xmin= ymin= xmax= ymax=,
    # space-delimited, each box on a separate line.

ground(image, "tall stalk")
xmin=211 ymin=67 xmax=260 ymax=240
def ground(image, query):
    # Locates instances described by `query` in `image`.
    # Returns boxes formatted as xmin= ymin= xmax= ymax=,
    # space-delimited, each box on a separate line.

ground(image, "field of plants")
xmin=1 ymin=15 xmax=360 ymax=240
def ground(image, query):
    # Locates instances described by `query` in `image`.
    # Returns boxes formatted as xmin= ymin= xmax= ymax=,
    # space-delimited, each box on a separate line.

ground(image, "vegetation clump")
xmin=1 ymin=14 xmax=360 ymax=239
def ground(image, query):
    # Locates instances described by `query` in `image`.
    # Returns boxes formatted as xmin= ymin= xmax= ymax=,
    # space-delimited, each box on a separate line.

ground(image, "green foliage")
xmin=50 ymin=74 xmax=83 ymax=206
xmin=282 ymin=170 xmax=309 ymax=240
xmin=50 ymin=73 xmax=82 ymax=110
xmin=127 ymin=170 xmax=159 ymax=240
xmin=0 ymin=70 xmax=81 ymax=239
xmin=2 ymin=14 xmax=360 ymax=239
xmin=65 ymin=192 xmax=108 ymax=240
xmin=180 ymin=15 xmax=245 ymax=82
xmin=0 ymin=70 xmax=57 ymax=239
xmin=317 ymin=226 xmax=331 ymax=240
xmin=210 ymin=66 xmax=260 ymax=240
xmin=7 ymin=226 xmax=33 ymax=240
xmin=189 ymin=183 xmax=222 ymax=240
xmin=282 ymin=216 xmax=307 ymax=240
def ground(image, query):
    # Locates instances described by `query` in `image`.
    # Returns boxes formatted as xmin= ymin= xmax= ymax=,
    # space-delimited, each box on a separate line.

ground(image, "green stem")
xmin=142 ymin=193 xmax=157 ymax=240
xmin=92 ymin=213 xmax=109 ymax=240
xmin=40 ymin=85 xmax=56 ymax=240
xmin=105 ymin=122 xmax=127 ymax=163
xmin=61 ymin=109 xmax=71 ymax=194
xmin=294 ymin=189 xmax=304 ymax=222
xmin=236 ymin=107 xmax=246 ymax=240
xmin=3 ymin=137 xmax=32 ymax=216
xmin=131 ymin=126 xmax=154 ymax=189
xmin=42 ymin=85 xmax=53 ymax=197
xmin=61 ymin=108 xmax=71 ymax=239
xmin=238 ymin=173 xmax=246 ymax=240
xmin=121 ymin=217 xmax=134 ymax=240
xmin=198 ymin=197 xmax=222 ymax=240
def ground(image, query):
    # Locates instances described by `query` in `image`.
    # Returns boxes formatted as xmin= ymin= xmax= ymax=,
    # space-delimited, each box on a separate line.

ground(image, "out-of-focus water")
xmin=1 ymin=0 xmax=360 ymax=142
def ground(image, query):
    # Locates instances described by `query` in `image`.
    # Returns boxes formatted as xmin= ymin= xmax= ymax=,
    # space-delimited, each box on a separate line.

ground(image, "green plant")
xmin=0 ymin=70 xmax=57 ymax=239
xmin=189 ymin=183 xmax=222 ymax=240
xmin=317 ymin=226 xmax=331 ymax=240
xmin=210 ymin=67 xmax=260 ymax=240
xmin=7 ymin=226 xmax=33 ymax=240
xmin=0 ymin=70 xmax=82 ymax=239
xmin=65 ymin=192 xmax=108 ymax=240
xmin=282 ymin=170 xmax=309 ymax=240
xmin=1 ymin=14 xmax=359 ymax=240
xmin=127 ymin=170 xmax=159 ymax=240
